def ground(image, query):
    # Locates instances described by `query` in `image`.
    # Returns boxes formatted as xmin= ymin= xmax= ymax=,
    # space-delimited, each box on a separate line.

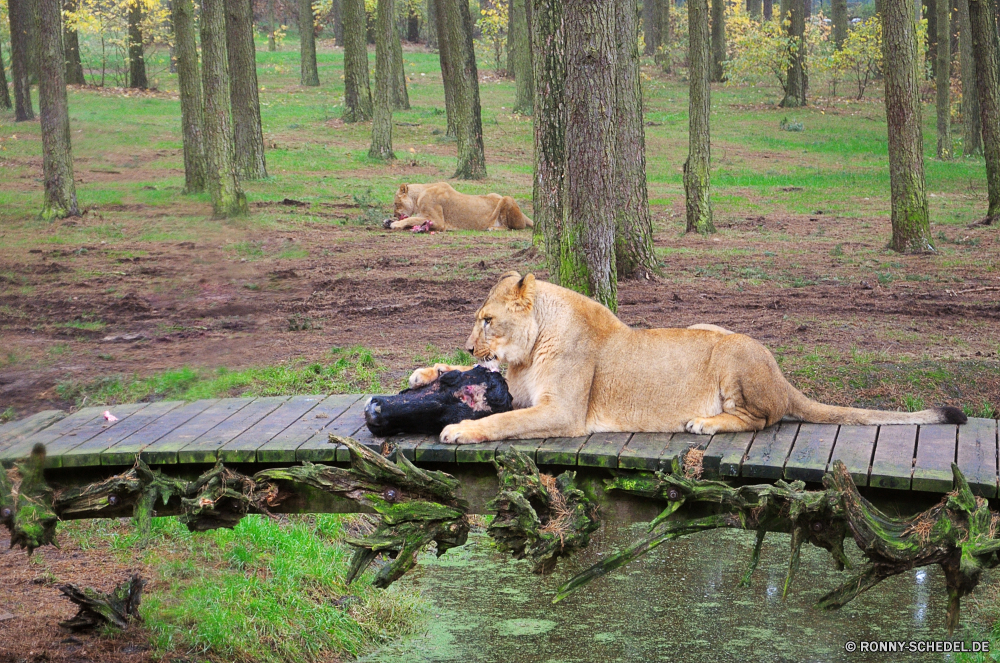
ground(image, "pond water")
xmin=362 ymin=524 xmax=991 ymax=663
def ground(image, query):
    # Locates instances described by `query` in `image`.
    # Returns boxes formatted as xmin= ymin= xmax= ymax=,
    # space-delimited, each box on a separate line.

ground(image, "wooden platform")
xmin=1 ymin=395 xmax=997 ymax=498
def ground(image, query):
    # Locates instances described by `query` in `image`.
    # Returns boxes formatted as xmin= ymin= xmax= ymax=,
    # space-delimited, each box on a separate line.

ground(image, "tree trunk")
xmin=173 ymin=0 xmax=206 ymax=193
xmin=969 ymin=0 xmax=1000 ymax=218
xmin=370 ymin=0 xmax=395 ymax=159
xmin=510 ymin=0 xmax=533 ymax=114
xmin=532 ymin=0 xmax=565 ymax=267
xmin=926 ymin=0 xmax=938 ymax=77
xmin=882 ymin=0 xmax=934 ymax=251
xmin=561 ymin=0 xmax=617 ymax=310
xmin=710 ymin=0 xmax=725 ymax=81
xmin=300 ymin=0 xmax=320 ymax=85
xmin=958 ymin=0 xmax=982 ymax=154
xmin=615 ymin=0 xmax=656 ymax=279
xmin=433 ymin=0 xmax=457 ymax=137
xmin=832 ymin=0 xmax=848 ymax=48
xmin=781 ymin=0 xmax=807 ymax=106
xmin=748 ymin=0 xmax=763 ymax=19
xmin=268 ymin=0 xmax=277 ymax=51
xmin=685 ymin=0 xmax=715 ymax=234
xmin=0 ymin=38 xmax=12 ymax=110
xmin=426 ymin=0 xmax=438 ymax=47
xmin=226 ymin=0 xmax=267 ymax=180
xmin=343 ymin=0 xmax=373 ymax=122
xmin=63 ymin=0 xmax=85 ymax=85
xmin=645 ymin=0 xmax=662 ymax=55
xmin=38 ymin=0 xmax=79 ymax=220
xmin=332 ymin=0 xmax=345 ymax=44
xmin=27 ymin=0 xmax=39 ymax=84
xmin=937 ymin=0 xmax=953 ymax=158
xmin=407 ymin=7 xmax=420 ymax=41
xmin=8 ymin=0 xmax=34 ymax=120
xmin=764 ymin=0 xmax=773 ymax=19
xmin=200 ymin=0 xmax=248 ymax=217
xmin=389 ymin=4 xmax=410 ymax=110
xmin=128 ymin=1 xmax=149 ymax=88
xmin=442 ymin=0 xmax=487 ymax=179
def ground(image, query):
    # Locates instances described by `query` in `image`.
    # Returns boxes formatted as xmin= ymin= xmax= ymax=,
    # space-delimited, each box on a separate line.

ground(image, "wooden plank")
xmin=104 ymin=400 xmax=219 ymax=466
xmin=742 ymin=423 xmax=799 ymax=480
xmin=0 ymin=410 xmax=67 ymax=454
xmin=828 ymin=425 xmax=877 ymax=487
xmin=577 ymin=433 xmax=632 ymax=468
xmin=394 ymin=434 xmax=426 ymax=461
xmin=217 ymin=395 xmax=324 ymax=463
xmin=661 ymin=432 xmax=704 ymax=472
xmin=141 ymin=398 xmax=252 ymax=464
xmin=618 ymin=433 xmax=673 ymax=471
xmin=62 ymin=401 xmax=186 ymax=468
xmin=34 ymin=404 xmax=151 ymax=468
xmin=784 ymin=424 xmax=839 ymax=483
xmin=495 ymin=438 xmax=544 ymax=463
xmin=255 ymin=394 xmax=361 ymax=462
xmin=177 ymin=397 xmax=288 ymax=464
xmin=0 ymin=407 xmax=103 ymax=464
xmin=702 ymin=431 xmax=755 ymax=477
xmin=414 ymin=438 xmax=459 ymax=463
xmin=456 ymin=439 xmax=501 ymax=463
xmin=297 ymin=396 xmax=371 ymax=463
xmin=912 ymin=425 xmax=958 ymax=494
xmin=957 ymin=418 xmax=999 ymax=498
xmin=870 ymin=425 xmax=918 ymax=491
xmin=536 ymin=437 xmax=587 ymax=466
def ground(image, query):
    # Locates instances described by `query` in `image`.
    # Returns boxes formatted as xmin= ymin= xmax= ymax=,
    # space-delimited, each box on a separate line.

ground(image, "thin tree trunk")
xmin=343 ymin=0 xmax=373 ymax=122
xmin=937 ymin=0 xmax=953 ymax=158
xmin=173 ymin=0 xmax=206 ymax=193
xmin=615 ymin=0 xmax=656 ymax=279
xmin=426 ymin=0 xmax=438 ymax=47
xmin=128 ymin=0 xmax=148 ymax=88
xmin=38 ymin=0 xmax=79 ymax=220
xmin=389 ymin=4 xmax=410 ymax=109
xmin=300 ymin=0 xmax=320 ymax=85
xmin=561 ymin=0 xmax=617 ymax=310
xmin=442 ymin=0 xmax=486 ymax=179
xmin=645 ymin=0 xmax=662 ymax=55
xmin=686 ymin=0 xmax=714 ymax=234
xmin=332 ymin=0 xmax=345 ymax=44
xmin=9 ymin=0 xmax=35 ymax=120
xmin=710 ymin=0 xmax=725 ymax=81
xmin=269 ymin=0 xmax=277 ymax=51
xmin=764 ymin=0 xmax=773 ymax=19
xmin=832 ymin=0 xmax=848 ymax=48
xmin=748 ymin=0 xmax=763 ymax=19
xmin=63 ymin=0 xmax=85 ymax=84
xmin=0 ymin=38 xmax=12 ymax=110
xmin=882 ymin=0 xmax=934 ymax=251
xmin=370 ymin=0 xmax=395 ymax=159
xmin=509 ymin=0 xmax=533 ymax=114
xmin=201 ymin=0 xmax=248 ymax=217
xmin=226 ymin=0 xmax=267 ymax=180
xmin=927 ymin=0 xmax=938 ymax=77
xmin=433 ymin=0 xmax=457 ymax=137
xmin=958 ymin=0 xmax=982 ymax=154
xmin=781 ymin=0 xmax=807 ymax=106
xmin=970 ymin=0 xmax=1000 ymax=217
xmin=532 ymin=0 xmax=565 ymax=266
xmin=27 ymin=0 xmax=38 ymax=84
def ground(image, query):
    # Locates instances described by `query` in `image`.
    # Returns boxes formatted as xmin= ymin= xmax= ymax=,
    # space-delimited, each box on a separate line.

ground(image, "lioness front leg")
xmin=440 ymin=405 xmax=584 ymax=444
xmin=407 ymin=363 xmax=474 ymax=388
xmin=389 ymin=216 xmax=431 ymax=230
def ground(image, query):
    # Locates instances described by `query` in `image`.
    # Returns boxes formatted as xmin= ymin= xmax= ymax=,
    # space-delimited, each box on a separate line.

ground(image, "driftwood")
xmin=58 ymin=575 xmax=145 ymax=631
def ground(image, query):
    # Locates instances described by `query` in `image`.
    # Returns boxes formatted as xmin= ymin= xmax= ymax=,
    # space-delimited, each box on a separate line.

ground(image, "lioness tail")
xmin=786 ymin=387 xmax=967 ymax=426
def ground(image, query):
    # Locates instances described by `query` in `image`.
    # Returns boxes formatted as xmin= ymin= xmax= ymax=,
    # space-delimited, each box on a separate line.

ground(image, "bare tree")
xmin=508 ymin=0 xmax=533 ymax=114
xmin=128 ymin=0 xmax=149 ymax=88
xmin=369 ymin=0 xmax=395 ymax=159
xmin=389 ymin=5 xmax=410 ymax=109
xmin=226 ymin=0 xmax=267 ymax=179
xmin=686 ymin=0 xmax=714 ymax=233
xmin=440 ymin=0 xmax=486 ymax=179
xmin=343 ymin=0 xmax=373 ymax=122
xmin=644 ymin=0 xmax=662 ymax=55
xmin=0 ymin=39 xmax=11 ymax=110
xmin=173 ymin=0 xmax=206 ymax=193
xmin=300 ymin=0 xmax=320 ymax=85
xmin=38 ymin=0 xmax=79 ymax=220
xmin=64 ymin=0 xmax=85 ymax=84
xmin=882 ymin=0 xmax=934 ymax=251
xmin=432 ymin=0 xmax=457 ymax=137
xmin=8 ymin=0 xmax=35 ymax=120
xmin=969 ymin=0 xmax=1000 ymax=220
xmin=711 ymin=0 xmax=726 ymax=82
xmin=532 ymin=0 xmax=565 ymax=267
xmin=937 ymin=0 xmax=953 ymax=158
xmin=957 ymin=0 xmax=982 ymax=155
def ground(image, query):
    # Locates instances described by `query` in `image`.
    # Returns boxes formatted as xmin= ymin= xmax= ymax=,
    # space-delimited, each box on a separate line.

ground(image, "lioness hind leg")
xmin=494 ymin=196 xmax=529 ymax=230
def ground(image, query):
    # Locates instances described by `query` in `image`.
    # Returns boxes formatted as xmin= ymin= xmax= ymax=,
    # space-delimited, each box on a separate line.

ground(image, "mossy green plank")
xmin=870 ymin=425 xmax=917 ymax=490
xmin=1 ymin=406 xmax=105 ymax=465
xmin=255 ymin=394 xmax=361 ymax=462
xmin=35 ymin=404 xmax=151 ymax=468
xmin=297 ymin=397 xmax=370 ymax=462
xmin=660 ymin=432 xmax=703 ymax=470
xmin=414 ymin=438 xmax=459 ymax=463
xmin=218 ymin=395 xmax=324 ymax=463
xmin=456 ymin=439 xmax=500 ymax=463
xmin=784 ymin=424 xmax=839 ymax=483
xmin=578 ymin=433 xmax=631 ymax=468
xmin=536 ymin=437 xmax=587 ymax=466
xmin=0 ymin=410 xmax=67 ymax=454
xmin=394 ymin=434 xmax=427 ymax=462
xmin=619 ymin=433 xmax=673 ymax=471
xmin=742 ymin=423 xmax=799 ymax=480
xmin=911 ymin=425 xmax=958 ymax=494
xmin=957 ymin=418 xmax=999 ymax=498
xmin=177 ymin=397 xmax=288 ymax=464
xmin=141 ymin=398 xmax=252 ymax=464
xmin=495 ymin=438 xmax=544 ymax=463
xmin=828 ymin=425 xmax=876 ymax=487
xmin=702 ymin=431 xmax=755 ymax=477
xmin=63 ymin=401 xmax=185 ymax=468
xmin=106 ymin=400 xmax=219 ymax=466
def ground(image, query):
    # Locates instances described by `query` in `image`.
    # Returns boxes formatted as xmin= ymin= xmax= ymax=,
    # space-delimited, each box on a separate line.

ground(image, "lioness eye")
xmin=483 ymin=317 xmax=492 ymax=327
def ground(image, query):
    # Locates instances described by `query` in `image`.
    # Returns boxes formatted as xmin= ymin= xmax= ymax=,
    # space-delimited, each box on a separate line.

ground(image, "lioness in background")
xmin=386 ymin=182 xmax=533 ymax=231
xmin=409 ymin=272 xmax=967 ymax=444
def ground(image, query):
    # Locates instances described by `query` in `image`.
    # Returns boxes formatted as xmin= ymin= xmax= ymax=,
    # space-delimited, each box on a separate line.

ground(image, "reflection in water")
xmin=363 ymin=524 xmax=987 ymax=663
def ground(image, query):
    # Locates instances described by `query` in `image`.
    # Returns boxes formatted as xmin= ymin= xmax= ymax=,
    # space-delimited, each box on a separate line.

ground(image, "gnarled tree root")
xmin=58 ymin=574 xmax=145 ymax=631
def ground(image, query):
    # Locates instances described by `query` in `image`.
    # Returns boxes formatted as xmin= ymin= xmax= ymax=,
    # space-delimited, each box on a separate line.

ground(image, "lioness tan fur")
xmin=409 ymin=272 xmax=966 ymax=444
xmin=389 ymin=182 xmax=533 ymax=231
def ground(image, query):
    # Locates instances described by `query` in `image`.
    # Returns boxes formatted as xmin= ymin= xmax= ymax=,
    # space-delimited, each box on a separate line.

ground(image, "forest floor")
xmin=1 ymin=34 xmax=999 ymax=663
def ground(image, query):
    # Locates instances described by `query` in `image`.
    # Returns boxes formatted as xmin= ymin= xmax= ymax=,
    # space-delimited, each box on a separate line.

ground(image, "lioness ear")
xmin=399 ymin=184 xmax=408 ymax=194
xmin=509 ymin=274 xmax=536 ymax=312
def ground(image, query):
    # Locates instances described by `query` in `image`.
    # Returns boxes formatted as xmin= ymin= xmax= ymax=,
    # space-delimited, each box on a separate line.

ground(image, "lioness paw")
xmin=440 ymin=422 xmax=487 ymax=445
xmin=408 ymin=367 xmax=440 ymax=388
xmin=685 ymin=418 xmax=720 ymax=436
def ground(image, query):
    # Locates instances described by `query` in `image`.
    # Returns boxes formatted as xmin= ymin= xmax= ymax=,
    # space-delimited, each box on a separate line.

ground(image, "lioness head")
xmin=465 ymin=271 xmax=539 ymax=367
xmin=393 ymin=184 xmax=415 ymax=219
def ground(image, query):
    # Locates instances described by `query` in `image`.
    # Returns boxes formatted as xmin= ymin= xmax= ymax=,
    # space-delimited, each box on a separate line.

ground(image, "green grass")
xmin=1 ymin=407 xmax=15 ymax=423
xmin=61 ymin=515 xmax=425 ymax=662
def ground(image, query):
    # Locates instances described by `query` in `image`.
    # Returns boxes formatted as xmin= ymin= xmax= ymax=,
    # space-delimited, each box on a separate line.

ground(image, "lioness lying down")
xmin=409 ymin=272 xmax=967 ymax=444
xmin=386 ymin=182 xmax=533 ymax=231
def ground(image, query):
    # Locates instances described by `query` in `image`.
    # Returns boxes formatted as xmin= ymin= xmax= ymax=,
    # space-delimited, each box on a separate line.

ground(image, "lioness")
xmin=408 ymin=272 xmax=967 ymax=444
xmin=386 ymin=182 xmax=533 ymax=231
